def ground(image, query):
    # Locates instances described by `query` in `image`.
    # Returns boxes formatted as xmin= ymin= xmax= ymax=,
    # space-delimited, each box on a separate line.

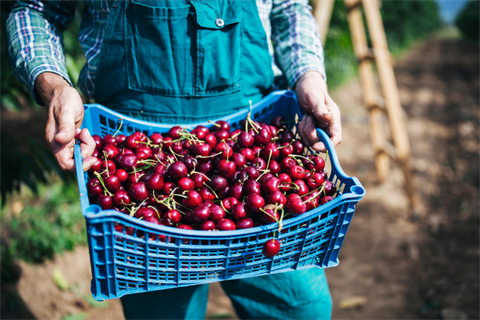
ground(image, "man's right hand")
xmin=35 ymin=72 xmax=97 ymax=172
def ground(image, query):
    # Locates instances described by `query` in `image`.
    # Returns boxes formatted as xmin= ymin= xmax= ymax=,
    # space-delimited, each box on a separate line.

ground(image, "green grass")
xmin=0 ymin=179 xmax=86 ymax=281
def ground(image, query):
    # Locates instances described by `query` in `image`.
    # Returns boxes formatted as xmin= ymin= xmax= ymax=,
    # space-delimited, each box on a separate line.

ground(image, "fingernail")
xmin=75 ymin=128 xmax=81 ymax=135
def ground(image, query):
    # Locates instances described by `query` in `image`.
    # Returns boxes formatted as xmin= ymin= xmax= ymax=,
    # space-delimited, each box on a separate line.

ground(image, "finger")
xmin=75 ymin=128 xmax=96 ymax=158
xmin=54 ymin=108 xmax=77 ymax=146
xmin=311 ymin=95 xmax=333 ymax=127
xmin=55 ymin=144 xmax=76 ymax=171
xmin=304 ymin=115 xmax=321 ymax=146
xmin=325 ymin=97 xmax=342 ymax=148
xmin=298 ymin=116 xmax=309 ymax=146
xmin=82 ymin=156 xmax=98 ymax=172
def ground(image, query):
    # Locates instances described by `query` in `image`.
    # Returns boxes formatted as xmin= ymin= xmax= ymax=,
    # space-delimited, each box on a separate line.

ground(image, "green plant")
xmin=455 ymin=0 xmax=479 ymax=44
xmin=1 ymin=182 xmax=86 ymax=281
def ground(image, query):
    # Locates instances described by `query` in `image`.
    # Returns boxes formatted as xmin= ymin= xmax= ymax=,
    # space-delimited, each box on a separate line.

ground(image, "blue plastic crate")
xmin=74 ymin=90 xmax=365 ymax=301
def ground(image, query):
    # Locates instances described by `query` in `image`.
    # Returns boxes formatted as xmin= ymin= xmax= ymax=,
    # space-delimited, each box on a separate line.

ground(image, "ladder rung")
xmin=356 ymin=48 xmax=375 ymax=61
xmin=378 ymin=142 xmax=396 ymax=160
xmin=366 ymin=95 xmax=386 ymax=112
xmin=345 ymin=0 xmax=362 ymax=11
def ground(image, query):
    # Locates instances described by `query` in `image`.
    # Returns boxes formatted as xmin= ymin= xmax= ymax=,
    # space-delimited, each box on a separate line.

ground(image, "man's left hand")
xmin=295 ymin=71 xmax=342 ymax=152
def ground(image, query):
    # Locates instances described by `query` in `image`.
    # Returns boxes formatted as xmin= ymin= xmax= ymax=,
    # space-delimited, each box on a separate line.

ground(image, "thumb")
xmin=54 ymin=108 xmax=77 ymax=145
xmin=310 ymin=96 xmax=333 ymax=126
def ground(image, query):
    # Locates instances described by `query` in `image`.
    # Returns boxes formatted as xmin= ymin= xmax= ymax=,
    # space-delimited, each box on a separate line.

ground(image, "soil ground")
xmin=1 ymin=35 xmax=478 ymax=319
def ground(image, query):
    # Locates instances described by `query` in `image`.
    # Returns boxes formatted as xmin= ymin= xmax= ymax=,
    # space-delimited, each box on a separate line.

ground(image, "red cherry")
xmin=231 ymin=153 xmax=246 ymax=169
xmin=168 ymin=161 xmax=188 ymax=178
xmin=221 ymin=197 xmax=238 ymax=212
xmin=128 ymin=182 xmax=149 ymax=201
xmin=100 ymin=160 xmax=116 ymax=175
xmin=102 ymin=134 xmax=117 ymax=146
xmin=230 ymin=182 xmax=244 ymax=200
xmin=244 ymin=179 xmax=261 ymax=195
xmin=320 ymin=196 xmax=334 ymax=205
xmin=263 ymin=239 xmax=280 ymax=258
xmin=262 ymin=209 xmax=279 ymax=224
xmin=236 ymin=217 xmax=254 ymax=229
xmin=271 ymin=115 xmax=285 ymax=129
xmin=210 ymin=205 xmax=226 ymax=222
xmin=119 ymin=154 xmax=137 ymax=171
xmin=214 ymin=143 xmax=233 ymax=160
xmin=169 ymin=126 xmax=183 ymax=139
xmin=199 ymin=220 xmax=216 ymax=231
xmin=116 ymin=134 xmax=127 ymax=146
xmin=254 ymin=128 xmax=272 ymax=146
xmin=267 ymin=159 xmax=281 ymax=174
xmin=214 ymin=130 xmax=230 ymax=141
xmin=292 ymin=140 xmax=304 ymax=154
xmin=293 ymin=180 xmax=309 ymax=196
xmin=306 ymin=172 xmax=324 ymax=190
xmin=210 ymin=175 xmax=228 ymax=191
xmin=97 ymin=194 xmax=113 ymax=210
xmin=280 ymin=157 xmax=297 ymax=172
xmin=113 ymin=190 xmax=131 ymax=208
xmin=238 ymin=131 xmax=254 ymax=148
xmin=261 ymin=143 xmax=279 ymax=159
xmin=323 ymin=180 xmax=337 ymax=196
xmin=278 ymin=173 xmax=292 ymax=193
xmin=304 ymin=192 xmax=319 ymax=211
xmin=104 ymin=175 xmax=121 ymax=193
xmin=92 ymin=135 xmax=102 ymax=150
xmin=287 ymin=196 xmax=307 ymax=216
xmin=279 ymin=142 xmax=294 ymax=158
xmin=288 ymin=165 xmax=307 ymax=180
xmin=215 ymin=120 xmax=230 ymax=132
xmin=103 ymin=144 xmax=119 ymax=159
xmin=262 ymin=177 xmax=280 ymax=194
xmin=147 ymin=173 xmax=164 ymax=191
xmin=246 ymin=194 xmax=265 ymax=212
xmin=87 ymin=178 xmax=102 ymax=197
xmin=240 ymin=148 xmax=255 ymax=161
xmin=231 ymin=202 xmax=248 ymax=220
xmin=182 ymin=190 xmax=203 ymax=208
xmin=216 ymin=218 xmax=236 ymax=231
xmin=204 ymin=133 xmax=217 ymax=149
xmin=192 ymin=204 xmax=211 ymax=222
xmin=162 ymin=181 xmax=175 ymax=195
xmin=199 ymin=187 xmax=216 ymax=201
xmin=218 ymin=160 xmax=236 ymax=179
xmin=267 ymin=191 xmax=287 ymax=206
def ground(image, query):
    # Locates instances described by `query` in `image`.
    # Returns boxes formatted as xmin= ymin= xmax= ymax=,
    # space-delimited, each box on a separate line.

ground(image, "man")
xmin=7 ymin=1 xmax=341 ymax=319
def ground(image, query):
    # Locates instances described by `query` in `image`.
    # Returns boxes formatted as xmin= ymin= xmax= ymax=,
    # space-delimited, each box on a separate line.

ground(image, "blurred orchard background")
xmin=0 ymin=1 xmax=478 ymax=319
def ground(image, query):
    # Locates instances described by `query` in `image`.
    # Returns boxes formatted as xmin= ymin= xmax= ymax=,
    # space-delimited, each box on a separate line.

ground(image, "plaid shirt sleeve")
xmin=270 ymin=0 xmax=326 ymax=88
xmin=6 ymin=1 xmax=76 ymax=105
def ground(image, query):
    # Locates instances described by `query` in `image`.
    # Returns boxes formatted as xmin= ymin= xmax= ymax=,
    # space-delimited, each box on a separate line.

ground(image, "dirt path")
xmin=2 ymin=36 xmax=478 ymax=320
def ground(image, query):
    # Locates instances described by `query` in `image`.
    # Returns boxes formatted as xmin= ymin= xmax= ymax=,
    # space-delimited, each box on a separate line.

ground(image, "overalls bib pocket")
xmin=191 ymin=1 xmax=242 ymax=96
xmin=125 ymin=0 xmax=194 ymax=96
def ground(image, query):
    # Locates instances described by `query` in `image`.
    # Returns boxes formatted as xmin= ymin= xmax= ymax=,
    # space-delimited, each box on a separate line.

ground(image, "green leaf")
xmin=1 ymin=95 xmax=20 ymax=112
xmin=52 ymin=267 xmax=69 ymax=290
xmin=84 ymin=295 xmax=109 ymax=308
xmin=62 ymin=313 xmax=89 ymax=320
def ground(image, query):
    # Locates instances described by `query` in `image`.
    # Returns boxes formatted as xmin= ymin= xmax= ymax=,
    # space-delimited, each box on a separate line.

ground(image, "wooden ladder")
xmin=313 ymin=0 xmax=421 ymax=211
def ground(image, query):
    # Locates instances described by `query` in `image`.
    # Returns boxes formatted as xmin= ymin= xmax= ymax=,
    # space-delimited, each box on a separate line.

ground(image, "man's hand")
xmin=35 ymin=72 xmax=97 ymax=171
xmin=294 ymin=71 xmax=342 ymax=152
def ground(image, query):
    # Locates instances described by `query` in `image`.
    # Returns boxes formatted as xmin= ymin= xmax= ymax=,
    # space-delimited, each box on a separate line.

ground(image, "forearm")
xmin=6 ymin=1 xmax=75 ymax=105
xmin=270 ymin=0 xmax=326 ymax=88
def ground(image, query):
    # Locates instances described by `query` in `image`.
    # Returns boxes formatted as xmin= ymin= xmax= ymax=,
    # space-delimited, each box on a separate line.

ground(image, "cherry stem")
xmin=94 ymin=172 xmax=112 ymax=197
xmin=208 ymin=120 xmax=221 ymax=128
xmin=203 ymin=182 xmax=219 ymax=199
xmin=147 ymin=206 xmax=161 ymax=219
xmin=277 ymin=143 xmax=292 ymax=149
xmin=223 ymin=140 xmax=229 ymax=162
xmin=190 ymin=171 xmax=212 ymax=181
xmin=325 ymin=150 xmax=329 ymax=166
xmin=301 ymin=183 xmax=326 ymax=199
xmin=220 ymin=201 xmax=231 ymax=214
xmin=196 ymin=151 xmax=222 ymax=159
xmin=112 ymin=118 xmax=124 ymax=137
xmin=290 ymin=154 xmax=313 ymax=164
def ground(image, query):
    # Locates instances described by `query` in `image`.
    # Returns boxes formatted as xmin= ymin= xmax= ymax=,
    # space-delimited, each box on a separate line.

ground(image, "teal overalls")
xmin=94 ymin=0 xmax=332 ymax=318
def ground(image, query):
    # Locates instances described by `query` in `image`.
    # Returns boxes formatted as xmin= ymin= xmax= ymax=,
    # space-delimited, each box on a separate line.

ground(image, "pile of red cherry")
xmin=86 ymin=114 xmax=336 ymax=258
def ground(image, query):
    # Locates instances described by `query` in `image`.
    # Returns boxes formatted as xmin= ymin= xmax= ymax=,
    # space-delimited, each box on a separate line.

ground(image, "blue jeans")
xmin=121 ymin=268 xmax=332 ymax=319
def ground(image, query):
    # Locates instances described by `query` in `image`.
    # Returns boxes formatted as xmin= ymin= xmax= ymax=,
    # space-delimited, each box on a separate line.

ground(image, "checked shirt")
xmin=7 ymin=0 xmax=326 ymax=104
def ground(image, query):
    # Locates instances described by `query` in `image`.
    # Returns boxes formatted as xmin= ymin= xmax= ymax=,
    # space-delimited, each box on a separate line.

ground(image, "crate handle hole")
xmin=284 ymin=91 xmax=294 ymax=98
xmin=351 ymin=186 xmax=365 ymax=196
xmin=86 ymin=205 xmax=102 ymax=214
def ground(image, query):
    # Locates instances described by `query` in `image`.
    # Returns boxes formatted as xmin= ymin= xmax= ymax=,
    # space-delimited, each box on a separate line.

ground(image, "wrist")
xmin=34 ymin=72 xmax=72 ymax=106
xmin=294 ymin=71 xmax=327 ymax=93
